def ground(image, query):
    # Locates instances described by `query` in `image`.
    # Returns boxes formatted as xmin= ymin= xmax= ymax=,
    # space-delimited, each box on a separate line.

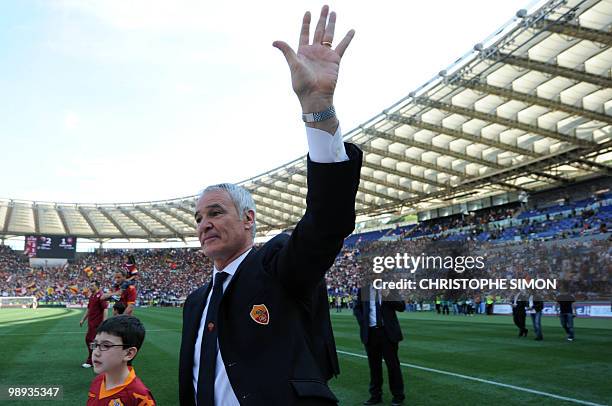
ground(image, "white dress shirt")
xmin=193 ymin=248 xmax=251 ymax=405
xmin=368 ymin=285 xmax=382 ymax=327
xmin=193 ymin=125 xmax=348 ymax=405
xmin=306 ymin=125 xmax=349 ymax=163
xmin=527 ymin=295 xmax=535 ymax=314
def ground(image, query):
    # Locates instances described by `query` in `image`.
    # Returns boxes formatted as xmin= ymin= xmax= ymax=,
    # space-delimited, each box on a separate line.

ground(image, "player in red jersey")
xmin=80 ymin=280 xmax=108 ymax=368
xmin=87 ymin=315 xmax=155 ymax=405
xmin=102 ymin=271 xmax=137 ymax=315
xmin=123 ymin=254 xmax=139 ymax=286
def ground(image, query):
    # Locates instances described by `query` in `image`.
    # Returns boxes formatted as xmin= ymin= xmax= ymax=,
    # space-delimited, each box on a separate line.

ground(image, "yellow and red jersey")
xmin=87 ymin=367 xmax=155 ymax=406
xmin=124 ymin=262 xmax=138 ymax=279
xmin=120 ymin=285 xmax=137 ymax=306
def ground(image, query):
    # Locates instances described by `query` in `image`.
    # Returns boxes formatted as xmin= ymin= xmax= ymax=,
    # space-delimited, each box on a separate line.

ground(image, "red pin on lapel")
xmin=207 ymin=322 xmax=215 ymax=332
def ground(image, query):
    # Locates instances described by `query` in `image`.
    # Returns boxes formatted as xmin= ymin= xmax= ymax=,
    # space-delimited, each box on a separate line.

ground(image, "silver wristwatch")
xmin=302 ymin=105 xmax=336 ymax=123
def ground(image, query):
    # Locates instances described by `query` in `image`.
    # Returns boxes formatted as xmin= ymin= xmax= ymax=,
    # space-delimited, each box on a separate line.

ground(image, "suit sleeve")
xmin=353 ymin=289 xmax=364 ymax=325
xmin=178 ymin=295 xmax=195 ymax=406
xmin=384 ymin=289 xmax=405 ymax=312
xmin=391 ymin=300 xmax=406 ymax=312
xmin=267 ymin=142 xmax=362 ymax=295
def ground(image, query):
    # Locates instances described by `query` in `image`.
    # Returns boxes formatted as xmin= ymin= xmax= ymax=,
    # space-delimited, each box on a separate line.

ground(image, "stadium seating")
xmin=1 ymin=181 xmax=609 ymax=305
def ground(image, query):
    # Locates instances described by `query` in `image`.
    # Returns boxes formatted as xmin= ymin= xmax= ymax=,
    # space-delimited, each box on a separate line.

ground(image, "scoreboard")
xmin=24 ymin=235 xmax=77 ymax=259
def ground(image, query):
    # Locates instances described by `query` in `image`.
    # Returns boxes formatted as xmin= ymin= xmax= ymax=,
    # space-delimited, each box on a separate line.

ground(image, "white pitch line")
xmin=0 ymin=328 xmax=181 ymax=336
xmin=336 ymin=350 xmax=607 ymax=406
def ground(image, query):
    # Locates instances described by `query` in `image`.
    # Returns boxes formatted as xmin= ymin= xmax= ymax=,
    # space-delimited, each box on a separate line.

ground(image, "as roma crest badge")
xmin=250 ymin=304 xmax=270 ymax=325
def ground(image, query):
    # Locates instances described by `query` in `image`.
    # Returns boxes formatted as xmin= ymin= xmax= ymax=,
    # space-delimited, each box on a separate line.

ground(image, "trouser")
xmin=85 ymin=325 xmax=97 ymax=364
xmin=435 ymin=304 xmax=441 ymax=314
xmin=530 ymin=312 xmax=543 ymax=338
xmin=442 ymin=305 xmax=449 ymax=315
xmin=560 ymin=313 xmax=575 ymax=339
xmin=365 ymin=327 xmax=404 ymax=400
xmin=512 ymin=309 xmax=527 ymax=334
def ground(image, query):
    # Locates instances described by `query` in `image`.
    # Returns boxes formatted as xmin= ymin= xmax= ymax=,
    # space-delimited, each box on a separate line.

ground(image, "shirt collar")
xmin=212 ymin=247 xmax=253 ymax=280
xmin=99 ymin=366 xmax=136 ymax=399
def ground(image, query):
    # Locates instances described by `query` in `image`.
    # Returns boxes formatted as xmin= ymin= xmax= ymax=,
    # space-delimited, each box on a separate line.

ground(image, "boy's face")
xmin=91 ymin=332 xmax=137 ymax=375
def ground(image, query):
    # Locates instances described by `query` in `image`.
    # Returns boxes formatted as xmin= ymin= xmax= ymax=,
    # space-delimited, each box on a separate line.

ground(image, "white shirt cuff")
xmin=305 ymin=125 xmax=349 ymax=163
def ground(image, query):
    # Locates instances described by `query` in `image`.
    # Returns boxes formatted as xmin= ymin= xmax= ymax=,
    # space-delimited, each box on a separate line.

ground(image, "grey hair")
xmin=201 ymin=183 xmax=256 ymax=239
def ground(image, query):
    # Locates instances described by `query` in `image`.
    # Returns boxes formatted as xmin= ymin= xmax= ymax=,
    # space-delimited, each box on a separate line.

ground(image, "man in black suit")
xmin=354 ymin=286 xmax=406 ymax=405
xmin=512 ymin=292 xmax=528 ymax=337
xmin=178 ymin=6 xmax=360 ymax=405
xmin=284 ymin=228 xmax=340 ymax=382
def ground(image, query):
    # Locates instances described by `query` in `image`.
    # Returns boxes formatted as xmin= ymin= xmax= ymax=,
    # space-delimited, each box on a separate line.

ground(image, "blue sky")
xmin=0 ymin=0 xmax=532 ymax=204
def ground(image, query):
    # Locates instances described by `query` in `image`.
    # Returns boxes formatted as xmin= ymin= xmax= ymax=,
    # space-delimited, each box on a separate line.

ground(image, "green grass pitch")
xmin=1 ymin=308 xmax=610 ymax=405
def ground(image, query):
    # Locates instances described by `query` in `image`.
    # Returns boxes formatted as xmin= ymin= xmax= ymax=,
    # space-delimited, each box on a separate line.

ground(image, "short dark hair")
xmin=96 ymin=315 xmax=146 ymax=356
xmin=113 ymin=302 xmax=126 ymax=315
xmin=91 ymin=280 xmax=100 ymax=287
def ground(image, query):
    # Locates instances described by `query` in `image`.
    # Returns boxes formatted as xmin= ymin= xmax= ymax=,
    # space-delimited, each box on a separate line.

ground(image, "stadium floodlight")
xmin=473 ymin=43 xmax=484 ymax=52
xmin=438 ymin=70 xmax=447 ymax=77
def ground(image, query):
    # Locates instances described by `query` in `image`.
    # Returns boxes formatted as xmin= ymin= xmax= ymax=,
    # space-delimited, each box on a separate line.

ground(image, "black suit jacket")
xmin=533 ymin=300 xmax=544 ymax=312
xmin=179 ymin=143 xmax=362 ymax=405
xmin=353 ymin=287 xmax=405 ymax=345
xmin=513 ymin=300 xmax=528 ymax=315
xmin=309 ymin=279 xmax=340 ymax=381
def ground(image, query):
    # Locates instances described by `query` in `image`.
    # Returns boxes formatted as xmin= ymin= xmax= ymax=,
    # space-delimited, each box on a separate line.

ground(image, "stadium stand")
xmin=1 ymin=177 xmax=609 ymax=307
xmin=1 ymin=0 xmax=610 ymax=312
xmin=1 ymin=0 xmax=611 ymax=241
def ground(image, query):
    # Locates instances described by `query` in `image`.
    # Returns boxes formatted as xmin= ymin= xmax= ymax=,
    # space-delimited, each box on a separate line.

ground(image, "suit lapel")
xmin=187 ymin=281 xmax=212 ymax=352
xmin=221 ymin=246 xmax=258 ymax=300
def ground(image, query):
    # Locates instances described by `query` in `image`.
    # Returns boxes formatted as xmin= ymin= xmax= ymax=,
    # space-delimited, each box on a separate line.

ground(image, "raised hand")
xmin=273 ymin=5 xmax=355 ymax=115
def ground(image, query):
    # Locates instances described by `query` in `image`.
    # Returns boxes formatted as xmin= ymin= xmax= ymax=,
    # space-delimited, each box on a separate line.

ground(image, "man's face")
xmin=114 ymin=273 xmax=124 ymax=285
xmin=195 ymin=189 xmax=253 ymax=263
xmin=91 ymin=332 xmax=135 ymax=375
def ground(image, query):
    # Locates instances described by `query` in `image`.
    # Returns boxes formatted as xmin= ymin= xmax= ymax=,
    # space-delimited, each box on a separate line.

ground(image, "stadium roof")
xmin=1 ymin=0 xmax=611 ymax=242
